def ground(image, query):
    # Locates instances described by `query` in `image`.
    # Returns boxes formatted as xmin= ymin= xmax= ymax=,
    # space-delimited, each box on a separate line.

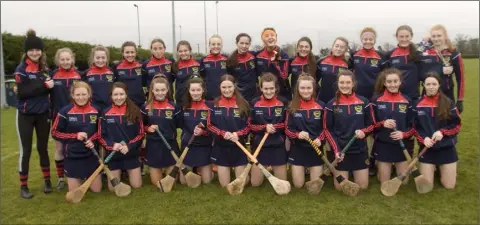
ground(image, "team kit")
xmin=13 ymin=24 xmax=463 ymax=201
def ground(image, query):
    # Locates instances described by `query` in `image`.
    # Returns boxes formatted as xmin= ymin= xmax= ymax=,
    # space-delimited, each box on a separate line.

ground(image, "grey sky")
xmin=1 ymin=1 xmax=479 ymax=55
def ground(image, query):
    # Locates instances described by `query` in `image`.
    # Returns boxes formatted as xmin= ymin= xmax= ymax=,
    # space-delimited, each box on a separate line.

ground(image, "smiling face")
xmin=209 ymin=37 xmax=223 ymax=55
xmin=93 ymin=50 xmax=107 ymax=67
xmin=338 ymin=75 xmax=354 ymax=95
xmin=384 ymin=73 xmax=401 ymax=93
xmin=58 ymin=51 xmax=73 ymax=70
xmin=220 ymin=80 xmax=234 ymax=98
xmin=263 ymin=30 xmax=277 ymax=48
xmin=111 ymin=87 xmax=127 ymax=106
xmin=430 ymin=29 xmax=447 ymax=49
xmin=27 ymin=49 xmax=42 ymax=62
xmin=151 ymin=41 xmax=165 ymax=59
xmin=424 ymin=77 xmax=440 ymax=96
xmin=152 ymin=82 xmax=168 ymax=101
xmin=237 ymin=36 xmax=251 ymax=54
xmin=189 ymin=83 xmax=204 ymax=101
xmin=298 ymin=80 xmax=314 ymax=100
xmin=72 ymin=87 xmax=90 ymax=106
xmin=261 ymin=81 xmax=276 ymax=100
xmin=332 ymin=39 xmax=347 ymax=57
xmin=178 ymin=44 xmax=191 ymax=61
xmin=396 ymin=29 xmax=412 ymax=48
xmin=123 ymin=46 xmax=136 ymax=62
xmin=297 ymin=41 xmax=311 ymax=57
xmin=361 ymin=34 xmax=375 ymax=50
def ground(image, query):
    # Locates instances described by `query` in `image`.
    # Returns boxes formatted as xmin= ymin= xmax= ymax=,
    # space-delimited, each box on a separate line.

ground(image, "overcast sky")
xmin=1 ymin=1 xmax=479 ymax=55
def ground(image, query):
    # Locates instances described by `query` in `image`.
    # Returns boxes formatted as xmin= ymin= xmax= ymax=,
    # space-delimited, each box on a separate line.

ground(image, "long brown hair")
xmin=288 ymin=73 xmax=317 ymax=114
xmin=21 ymin=29 xmax=49 ymax=73
xmin=110 ymin=82 xmax=142 ymax=123
xmin=374 ymin=68 xmax=403 ymax=95
xmin=172 ymin=40 xmax=192 ymax=72
xmin=146 ymin=74 xmax=172 ymax=115
xmin=430 ymin=24 xmax=456 ymax=52
xmin=183 ymin=75 xmax=207 ymax=110
xmin=334 ymin=70 xmax=357 ymax=111
xmin=259 ymin=72 xmax=279 ymax=94
xmin=396 ymin=25 xmax=419 ymax=62
xmin=214 ymin=74 xmax=249 ymax=116
xmin=296 ymin=37 xmax=317 ymax=77
xmin=424 ymin=72 xmax=451 ymax=121
xmin=227 ymin=33 xmax=251 ymax=68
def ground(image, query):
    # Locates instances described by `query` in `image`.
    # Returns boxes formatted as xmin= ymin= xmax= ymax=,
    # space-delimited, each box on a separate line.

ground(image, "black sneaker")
xmin=20 ymin=186 xmax=33 ymax=199
xmin=56 ymin=178 xmax=65 ymax=190
xmin=44 ymin=180 xmax=53 ymax=194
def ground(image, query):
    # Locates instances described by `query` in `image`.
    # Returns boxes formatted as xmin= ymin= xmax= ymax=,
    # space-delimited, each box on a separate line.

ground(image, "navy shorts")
xmin=64 ymin=155 xmax=100 ymax=179
xmin=254 ymin=146 xmax=288 ymax=166
xmin=419 ymin=146 xmax=458 ymax=165
xmin=183 ymin=145 xmax=212 ymax=167
xmin=210 ymin=144 xmax=248 ymax=167
xmin=373 ymin=141 xmax=409 ymax=163
xmin=107 ymin=151 xmax=142 ymax=171
xmin=336 ymin=151 xmax=369 ymax=172
xmin=288 ymin=143 xmax=324 ymax=167
xmin=145 ymin=139 xmax=180 ymax=169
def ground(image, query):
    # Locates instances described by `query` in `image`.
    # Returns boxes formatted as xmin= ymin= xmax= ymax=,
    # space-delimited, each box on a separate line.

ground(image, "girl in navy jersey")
xmin=207 ymin=74 xmax=250 ymax=187
xmin=99 ymin=82 xmax=145 ymax=190
xmin=285 ymin=74 xmax=325 ymax=188
xmin=172 ymin=41 xmax=201 ymax=106
xmin=50 ymin=48 xmax=82 ymax=190
xmin=51 ymin=81 xmax=102 ymax=193
xmin=142 ymin=75 xmax=181 ymax=186
xmin=414 ymin=72 xmax=461 ymax=189
xmin=289 ymin=37 xmax=318 ymax=96
xmin=143 ymin=39 xmax=175 ymax=93
xmin=371 ymin=68 xmax=415 ymax=183
xmin=181 ymin=76 xmax=214 ymax=183
xmin=200 ymin=35 xmax=228 ymax=101
xmin=226 ymin=33 xmax=258 ymax=102
xmin=323 ymin=70 xmax=374 ymax=190
xmin=249 ymin=73 xmax=288 ymax=186
xmin=83 ymin=45 xmax=115 ymax=111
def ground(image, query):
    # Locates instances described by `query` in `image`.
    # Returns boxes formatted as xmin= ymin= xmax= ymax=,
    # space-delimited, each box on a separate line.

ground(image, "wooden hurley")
xmin=306 ymin=138 xmax=361 ymax=197
xmin=381 ymin=143 xmax=433 ymax=197
xmin=65 ymin=150 xmax=118 ymax=203
xmin=234 ymin=140 xmax=291 ymax=195
xmin=226 ymin=132 xmax=269 ymax=195
xmin=91 ymin=148 xmax=131 ymax=197
xmin=158 ymin=123 xmax=204 ymax=193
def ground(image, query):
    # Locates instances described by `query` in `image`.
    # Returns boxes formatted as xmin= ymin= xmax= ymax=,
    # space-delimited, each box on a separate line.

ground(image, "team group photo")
xmin=1 ymin=1 xmax=478 ymax=224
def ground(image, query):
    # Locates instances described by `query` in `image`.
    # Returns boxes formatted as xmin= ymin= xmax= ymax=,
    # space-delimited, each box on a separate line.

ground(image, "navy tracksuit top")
xmin=83 ymin=65 xmax=115 ymax=110
xmin=200 ymin=53 xmax=228 ymax=101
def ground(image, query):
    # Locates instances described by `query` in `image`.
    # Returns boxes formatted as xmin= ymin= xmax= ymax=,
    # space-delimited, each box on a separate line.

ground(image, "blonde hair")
xmin=209 ymin=34 xmax=223 ymax=45
xmin=89 ymin=45 xmax=110 ymax=66
xmin=54 ymin=48 xmax=75 ymax=67
xmin=70 ymin=81 xmax=92 ymax=103
xmin=430 ymin=24 xmax=456 ymax=52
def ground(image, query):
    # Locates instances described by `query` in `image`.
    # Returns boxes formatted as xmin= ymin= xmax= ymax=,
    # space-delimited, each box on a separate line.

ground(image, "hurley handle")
xmin=155 ymin=128 xmax=173 ymax=151
xmin=392 ymin=127 xmax=406 ymax=149
xmin=307 ymin=138 xmax=345 ymax=183
xmin=341 ymin=135 xmax=357 ymax=154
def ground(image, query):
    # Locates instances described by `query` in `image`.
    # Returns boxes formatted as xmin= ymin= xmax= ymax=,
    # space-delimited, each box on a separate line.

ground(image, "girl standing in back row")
xmin=172 ymin=40 xmax=201 ymax=106
xmin=200 ymin=35 xmax=228 ymax=101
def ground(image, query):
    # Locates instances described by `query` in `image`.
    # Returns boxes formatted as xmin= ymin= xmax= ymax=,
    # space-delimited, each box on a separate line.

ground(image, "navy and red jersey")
xmin=419 ymin=48 xmax=465 ymax=102
xmin=323 ymin=93 xmax=375 ymax=154
xmin=83 ymin=65 xmax=115 ymax=110
xmin=172 ymin=58 xmax=201 ymax=106
xmin=14 ymin=58 xmax=51 ymax=114
xmin=50 ymin=67 xmax=82 ymax=115
xmin=352 ymin=48 xmax=388 ymax=100
xmin=386 ymin=46 xmax=423 ymax=100
xmin=142 ymin=99 xmax=181 ymax=143
xmin=200 ymin=53 xmax=228 ymax=101
xmin=98 ymin=104 xmax=145 ymax=159
xmin=371 ymin=90 xmax=415 ymax=144
xmin=51 ymin=103 xmax=100 ymax=159
xmin=226 ymin=51 xmax=258 ymax=102
xmin=285 ymin=98 xmax=325 ymax=148
xmin=255 ymin=47 xmax=291 ymax=100
xmin=413 ymin=94 xmax=461 ymax=150
xmin=112 ymin=59 xmax=146 ymax=107
xmin=315 ymin=55 xmax=352 ymax=103
xmin=181 ymin=100 xmax=214 ymax=148
xmin=248 ymin=95 xmax=287 ymax=148
xmin=142 ymin=56 xmax=175 ymax=91
xmin=289 ymin=55 xmax=319 ymax=92
xmin=207 ymin=95 xmax=250 ymax=146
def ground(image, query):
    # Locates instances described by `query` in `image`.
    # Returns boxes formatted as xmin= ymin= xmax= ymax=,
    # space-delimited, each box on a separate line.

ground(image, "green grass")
xmin=1 ymin=59 xmax=478 ymax=224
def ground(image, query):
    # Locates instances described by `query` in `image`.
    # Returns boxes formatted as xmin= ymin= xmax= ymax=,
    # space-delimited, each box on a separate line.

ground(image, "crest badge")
xmin=313 ymin=110 xmax=321 ymax=119
xmin=354 ymin=105 xmax=363 ymax=113
xmin=221 ymin=61 xmax=227 ymax=69
xmin=370 ymin=59 xmax=378 ymax=67
xmin=165 ymin=64 xmax=171 ymax=72
xmin=165 ymin=110 xmax=173 ymax=119
xmin=275 ymin=108 xmax=282 ymax=116
xmin=201 ymin=111 xmax=208 ymax=119
xmin=398 ymin=104 xmax=407 ymax=113
xmin=106 ymin=75 xmax=113 ymax=82
xmin=135 ymin=68 xmax=142 ymax=75
xmin=89 ymin=115 xmax=97 ymax=123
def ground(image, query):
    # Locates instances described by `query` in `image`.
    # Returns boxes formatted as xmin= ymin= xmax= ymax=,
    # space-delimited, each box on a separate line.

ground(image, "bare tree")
xmin=349 ymin=41 xmax=360 ymax=52
xmin=382 ymin=42 xmax=394 ymax=52
xmin=319 ymin=47 xmax=330 ymax=57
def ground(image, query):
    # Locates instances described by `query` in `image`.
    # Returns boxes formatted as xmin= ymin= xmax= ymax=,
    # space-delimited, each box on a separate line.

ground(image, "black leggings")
xmin=16 ymin=111 xmax=51 ymax=185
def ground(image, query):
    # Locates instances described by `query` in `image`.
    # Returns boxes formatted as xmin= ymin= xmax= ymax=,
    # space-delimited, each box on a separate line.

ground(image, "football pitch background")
xmin=0 ymin=59 xmax=478 ymax=224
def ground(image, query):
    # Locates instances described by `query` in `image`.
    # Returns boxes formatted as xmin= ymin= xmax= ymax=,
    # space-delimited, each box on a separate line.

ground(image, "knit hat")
xmin=24 ymin=29 xmax=44 ymax=52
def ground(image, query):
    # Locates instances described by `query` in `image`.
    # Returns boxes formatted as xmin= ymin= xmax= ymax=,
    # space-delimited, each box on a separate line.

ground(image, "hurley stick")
xmin=234 ymin=140 xmax=291 ymax=195
xmin=158 ymin=123 xmax=204 ymax=193
xmin=65 ymin=151 xmax=117 ymax=203
xmin=91 ymin=147 xmax=131 ymax=197
xmin=306 ymin=138 xmax=361 ymax=196
xmin=305 ymin=135 xmax=356 ymax=195
xmin=154 ymin=127 xmax=201 ymax=188
xmin=226 ymin=132 xmax=269 ymax=195
xmin=381 ymin=142 xmax=434 ymax=197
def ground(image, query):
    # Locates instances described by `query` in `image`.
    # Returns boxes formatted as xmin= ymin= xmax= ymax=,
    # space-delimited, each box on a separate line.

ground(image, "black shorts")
xmin=64 ymin=155 xmax=100 ymax=179
xmin=210 ymin=144 xmax=248 ymax=167
xmin=419 ymin=146 xmax=458 ymax=165
xmin=336 ymin=151 xmax=369 ymax=172
xmin=288 ymin=144 xmax=324 ymax=167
